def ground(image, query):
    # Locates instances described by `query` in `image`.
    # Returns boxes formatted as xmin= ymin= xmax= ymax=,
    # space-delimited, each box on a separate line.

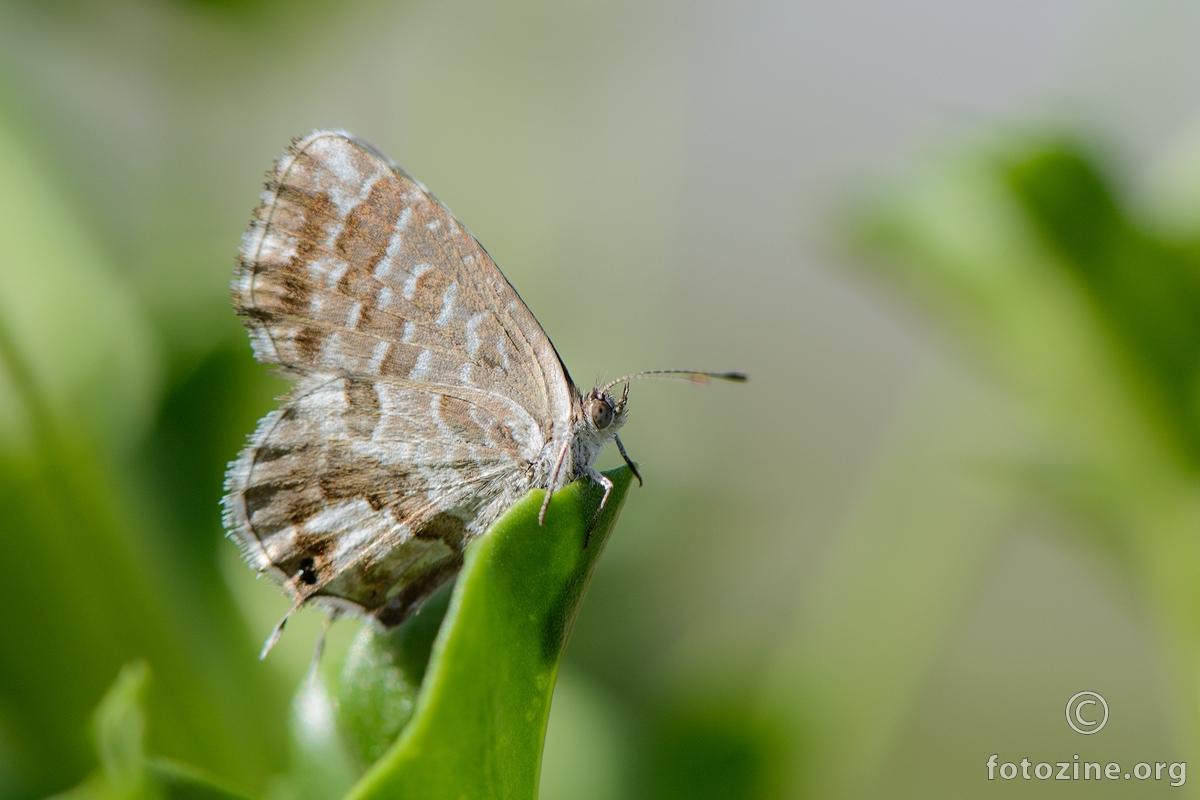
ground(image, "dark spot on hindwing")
xmin=253 ymin=445 xmax=291 ymax=464
xmin=295 ymin=532 xmax=335 ymax=560
xmin=241 ymin=306 xmax=275 ymax=324
xmin=298 ymin=557 xmax=318 ymax=585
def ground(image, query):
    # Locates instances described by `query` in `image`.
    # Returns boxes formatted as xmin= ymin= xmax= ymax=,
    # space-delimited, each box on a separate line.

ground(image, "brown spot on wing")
xmin=489 ymin=419 xmax=522 ymax=455
xmin=278 ymin=271 xmax=311 ymax=315
xmin=344 ymin=380 xmax=382 ymax=439
xmin=315 ymin=444 xmax=411 ymax=513
xmin=285 ymin=494 xmax=324 ymax=526
xmin=294 ymin=531 xmax=336 ymax=559
xmin=437 ymin=395 xmax=484 ymax=442
xmin=336 ymin=269 xmax=377 ymax=298
xmin=294 ymin=326 xmax=323 ymax=362
xmin=335 ymin=178 xmax=404 ymax=275
xmin=289 ymin=188 xmax=339 ymax=267
xmin=243 ymin=477 xmax=304 ymax=521
xmin=410 ymin=250 xmax=452 ymax=315
xmin=380 ymin=344 xmax=418 ymax=378
xmin=253 ymin=445 xmax=291 ymax=464
xmin=241 ymin=306 xmax=275 ymax=324
xmin=414 ymin=512 xmax=467 ymax=550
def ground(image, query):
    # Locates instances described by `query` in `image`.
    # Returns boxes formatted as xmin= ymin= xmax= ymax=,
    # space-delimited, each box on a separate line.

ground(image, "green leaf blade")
xmin=346 ymin=467 xmax=632 ymax=800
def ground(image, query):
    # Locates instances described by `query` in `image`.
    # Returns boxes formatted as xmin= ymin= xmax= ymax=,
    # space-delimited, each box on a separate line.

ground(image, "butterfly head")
xmin=583 ymin=383 xmax=629 ymax=436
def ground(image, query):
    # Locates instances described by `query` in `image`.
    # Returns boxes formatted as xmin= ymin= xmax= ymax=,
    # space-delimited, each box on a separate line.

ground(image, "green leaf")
xmin=51 ymin=663 xmax=257 ymax=800
xmin=335 ymin=582 xmax=452 ymax=767
xmin=1005 ymin=144 xmax=1200 ymax=467
xmin=148 ymin=759 xmax=258 ymax=800
xmin=283 ymin=671 xmax=361 ymax=800
xmin=91 ymin=662 xmax=155 ymax=800
xmin=339 ymin=467 xmax=633 ymax=800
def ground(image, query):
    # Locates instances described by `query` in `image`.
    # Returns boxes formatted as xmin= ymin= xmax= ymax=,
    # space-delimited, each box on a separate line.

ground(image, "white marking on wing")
xmin=402 ymin=321 xmax=415 ymax=343
xmin=403 ymin=264 xmax=431 ymax=299
xmin=465 ymin=313 xmax=485 ymax=357
xmin=408 ymin=349 xmax=432 ymax=381
xmin=261 ymin=527 xmax=298 ymax=565
xmin=305 ymin=501 xmax=378 ymax=560
xmin=346 ymin=302 xmax=362 ymax=329
xmin=373 ymin=207 xmax=412 ymax=281
xmin=429 ymin=394 xmax=451 ymax=437
xmin=435 ymin=282 xmax=458 ymax=327
xmin=369 ymin=341 xmax=390 ymax=373
xmin=313 ymin=137 xmax=362 ymax=186
xmin=309 ymin=150 xmax=379 ymax=218
xmin=377 ymin=285 xmax=395 ymax=311
xmin=357 ymin=170 xmax=383 ymax=199
xmin=325 ymin=183 xmax=363 ymax=217
xmin=325 ymin=261 xmax=348 ymax=289
xmin=495 ymin=334 xmax=512 ymax=372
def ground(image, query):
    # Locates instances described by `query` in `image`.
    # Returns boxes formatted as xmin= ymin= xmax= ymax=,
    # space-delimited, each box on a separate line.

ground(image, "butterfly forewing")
xmin=224 ymin=131 xmax=575 ymax=626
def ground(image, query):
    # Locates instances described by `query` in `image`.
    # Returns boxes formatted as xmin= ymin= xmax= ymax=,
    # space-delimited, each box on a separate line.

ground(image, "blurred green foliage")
xmin=44 ymin=470 xmax=630 ymax=800
xmin=850 ymin=134 xmax=1200 ymax=794
xmin=0 ymin=114 xmax=287 ymax=796
xmin=1007 ymin=146 xmax=1200 ymax=468
xmin=49 ymin=661 xmax=254 ymax=800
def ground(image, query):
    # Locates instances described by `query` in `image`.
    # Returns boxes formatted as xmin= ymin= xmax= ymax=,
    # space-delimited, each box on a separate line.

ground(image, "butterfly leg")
xmin=307 ymin=609 xmax=342 ymax=676
xmin=582 ymin=466 xmax=613 ymax=548
xmin=260 ymin=595 xmax=304 ymax=659
xmin=539 ymin=436 xmax=573 ymax=526
xmin=613 ymin=434 xmax=643 ymax=486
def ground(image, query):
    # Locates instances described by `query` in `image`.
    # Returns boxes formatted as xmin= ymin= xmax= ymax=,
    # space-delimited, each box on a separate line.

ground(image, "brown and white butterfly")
xmin=223 ymin=130 xmax=744 ymax=655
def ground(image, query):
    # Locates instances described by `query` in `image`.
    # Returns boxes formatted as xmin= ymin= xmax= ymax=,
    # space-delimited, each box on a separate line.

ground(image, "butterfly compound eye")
xmin=589 ymin=397 xmax=614 ymax=429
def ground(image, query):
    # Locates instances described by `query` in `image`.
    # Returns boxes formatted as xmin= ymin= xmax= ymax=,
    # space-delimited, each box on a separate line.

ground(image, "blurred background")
xmin=5 ymin=0 xmax=1200 ymax=797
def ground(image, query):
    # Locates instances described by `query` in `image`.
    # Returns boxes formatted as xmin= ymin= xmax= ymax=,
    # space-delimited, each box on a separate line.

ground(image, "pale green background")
xmin=2 ymin=0 xmax=1200 ymax=797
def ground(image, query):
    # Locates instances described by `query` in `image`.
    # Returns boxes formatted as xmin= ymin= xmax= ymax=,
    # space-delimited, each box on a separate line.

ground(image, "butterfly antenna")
xmin=601 ymin=370 xmax=747 ymax=394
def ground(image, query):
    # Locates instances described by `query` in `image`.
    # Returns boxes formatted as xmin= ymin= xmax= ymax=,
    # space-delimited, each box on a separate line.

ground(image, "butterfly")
xmin=222 ymin=130 xmax=745 ymax=655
